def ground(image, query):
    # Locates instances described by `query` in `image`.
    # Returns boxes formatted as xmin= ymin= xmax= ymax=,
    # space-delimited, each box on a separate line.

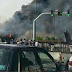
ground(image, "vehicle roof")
xmin=0 ymin=43 xmax=56 ymax=65
xmin=0 ymin=44 xmax=18 ymax=47
xmin=0 ymin=44 xmax=36 ymax=48
xmin=0 ymin=43 xmax=43 ymax=51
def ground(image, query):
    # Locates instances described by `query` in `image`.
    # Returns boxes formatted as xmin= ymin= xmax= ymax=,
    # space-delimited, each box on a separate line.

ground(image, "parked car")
xmin=68 ymin=56 xmax=72 ymax=72
xmin=0 ymin=44 xmax=62 ymax=72
xmin=49 ymin=43 xmax=72 ymax=71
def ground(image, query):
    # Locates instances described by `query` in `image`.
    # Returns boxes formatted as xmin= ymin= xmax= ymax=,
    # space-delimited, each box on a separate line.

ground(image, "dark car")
xmin=0 ymin=44 xmax=62 ymax=72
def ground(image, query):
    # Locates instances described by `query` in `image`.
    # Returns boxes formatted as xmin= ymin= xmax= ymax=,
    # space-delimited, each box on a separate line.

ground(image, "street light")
xmin=33 ymin=12 xmax=51 ymax=41
xmin=33 ymin=11 xmax=68 ymax=41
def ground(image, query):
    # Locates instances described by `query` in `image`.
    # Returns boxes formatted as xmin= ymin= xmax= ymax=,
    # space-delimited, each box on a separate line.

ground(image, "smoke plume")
xmin=0 ymin=0 xmax=72 ymax=40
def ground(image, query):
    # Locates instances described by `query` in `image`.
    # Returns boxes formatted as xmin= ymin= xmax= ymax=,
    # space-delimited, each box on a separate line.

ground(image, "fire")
xmin=8 ymin=34 xmax=12 ymax=37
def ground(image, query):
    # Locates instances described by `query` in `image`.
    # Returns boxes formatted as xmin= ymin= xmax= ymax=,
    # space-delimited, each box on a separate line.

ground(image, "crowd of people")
xmin=3 ymin=38 xmax=51 ymax=51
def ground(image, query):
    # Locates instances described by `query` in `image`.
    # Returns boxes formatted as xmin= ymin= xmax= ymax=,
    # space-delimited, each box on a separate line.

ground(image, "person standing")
xmin=19 ymin=39 xmax=24 ymax=44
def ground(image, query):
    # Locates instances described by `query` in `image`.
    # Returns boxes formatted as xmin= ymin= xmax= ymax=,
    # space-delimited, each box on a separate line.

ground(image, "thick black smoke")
xmin=1 ymin=0 xmax=72 ymax=39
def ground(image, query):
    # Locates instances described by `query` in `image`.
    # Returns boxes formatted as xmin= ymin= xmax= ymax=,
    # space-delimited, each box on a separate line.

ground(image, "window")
xmin=21 ymin=51 xmax=41 ymax=72
xmin=38 ymin=52 xmax=56 ymax=72
xmin=10 ymin=51 xmax=18 ymax=72
xmin=20 ymin=50 xmax=56 ymax=72
xmin=0 ymin=48 xmax=11 ymax=70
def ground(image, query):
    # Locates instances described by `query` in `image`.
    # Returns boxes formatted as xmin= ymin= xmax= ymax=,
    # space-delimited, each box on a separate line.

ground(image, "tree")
xmin=45 ymin=36 xmax=57 ymax=40
xmin=50 ymin=36 xmax=56 ymax=40
xmin=36 ymin=36 xmax=43 ymax=40
xmin=45 ymin=36 xmax=51 ymax=40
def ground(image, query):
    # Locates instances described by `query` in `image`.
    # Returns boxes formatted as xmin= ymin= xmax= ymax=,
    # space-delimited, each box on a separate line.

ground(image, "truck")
xmin=37 ymin=40 xmax=72 ymax=70
xmin=48 ymin=43 xmax=72 ymax=70
xmin=48 ymin=30 xmax=72 ymax=70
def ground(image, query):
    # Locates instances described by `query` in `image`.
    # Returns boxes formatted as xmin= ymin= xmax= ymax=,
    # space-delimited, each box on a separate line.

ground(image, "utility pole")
xmin=33 ymin=0 xmax=38 ymax=41
xmin=33 ymin=12 xmax=51 ymax=41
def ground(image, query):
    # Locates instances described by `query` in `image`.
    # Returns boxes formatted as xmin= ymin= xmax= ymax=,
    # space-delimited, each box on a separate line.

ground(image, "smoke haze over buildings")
xmin=0 ymin=0 xmax=72 ymax=39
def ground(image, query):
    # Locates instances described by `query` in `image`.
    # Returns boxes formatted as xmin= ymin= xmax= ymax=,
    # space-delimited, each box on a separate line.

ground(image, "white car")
xmin=68 ymin=56 xmax=72 ymax=72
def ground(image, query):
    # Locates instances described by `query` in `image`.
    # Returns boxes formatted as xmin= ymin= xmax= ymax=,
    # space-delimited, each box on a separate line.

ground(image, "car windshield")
xmin=20 ymin=49 xmax=56 ymax=72
xmin=0 ymin=48 xmax=11 ymax=70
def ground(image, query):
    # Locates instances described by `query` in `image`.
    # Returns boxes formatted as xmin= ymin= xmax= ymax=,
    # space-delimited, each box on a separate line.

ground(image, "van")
xmin=0 ymin=44 xmax=61 ymax=72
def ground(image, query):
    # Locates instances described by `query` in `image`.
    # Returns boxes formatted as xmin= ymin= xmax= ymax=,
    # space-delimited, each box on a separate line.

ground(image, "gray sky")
xmin=0 ymin=0 xmax=33 ymax=23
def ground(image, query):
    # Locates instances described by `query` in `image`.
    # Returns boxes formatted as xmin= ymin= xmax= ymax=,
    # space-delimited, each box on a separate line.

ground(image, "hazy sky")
xmin=0 ymin=0 xmax=33 ymax=23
